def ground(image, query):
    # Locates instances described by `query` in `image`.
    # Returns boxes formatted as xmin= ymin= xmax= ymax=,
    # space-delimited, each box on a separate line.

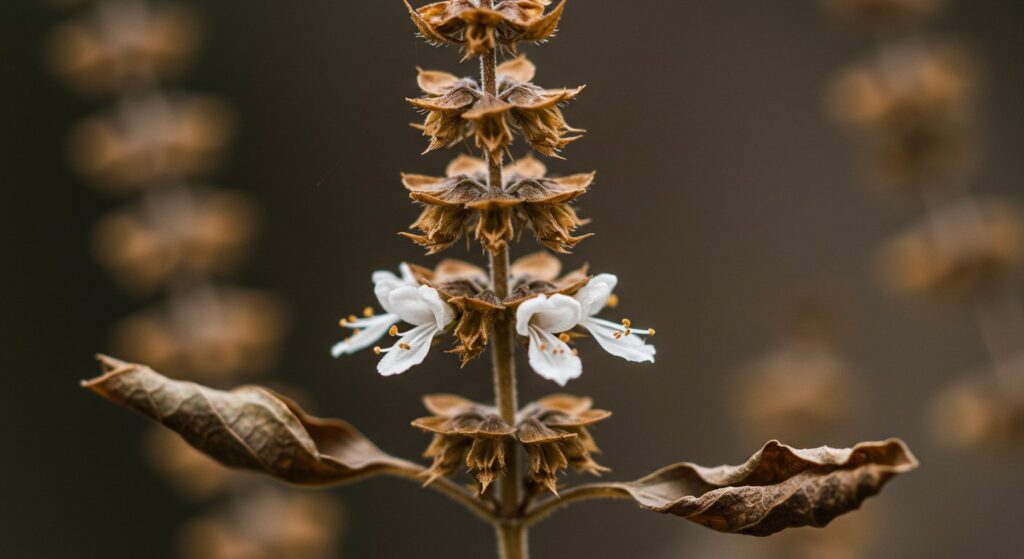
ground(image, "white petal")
xmin=419 ymin=286 xmax=455 ymax=329
xmin=527 ymin=326 xmax=582 ymax=386
xmin=515 ymin=294 xmax=582 ymax=337
xmin=399 ymin=262 xmax=416 ymax=283
xmin=377 ymin=323 xmax=437 ymax=376
xmin=331 ymin=313 xmax=399 ymax=357
xmin=574 ymin=274 xmax=618 ymax=317
xmin=387 ymin=286 xmax=436 ymax=326
xmin=582 ymin=317 xmax=656 ymax=363
xmin=374 ymin=276 xmax=409 ymax=314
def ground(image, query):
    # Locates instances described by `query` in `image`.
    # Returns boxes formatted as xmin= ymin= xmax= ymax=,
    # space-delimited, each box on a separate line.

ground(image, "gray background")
xmin=5 ymin=0 xmax=1024 ymax=557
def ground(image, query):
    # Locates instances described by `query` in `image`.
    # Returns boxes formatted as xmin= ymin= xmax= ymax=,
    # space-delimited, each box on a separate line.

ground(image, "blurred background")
xmin=5 ymin=0 xmax=1024 ymax=557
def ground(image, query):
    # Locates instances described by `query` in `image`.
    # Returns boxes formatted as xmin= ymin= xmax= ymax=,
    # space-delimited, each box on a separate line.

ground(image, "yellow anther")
xmin=373 ymin=346 xmax=383 ymax=355
xmin=621 ymin=318 xmax=632 ymax=328
xmin=388 ymin=325 xmax=399 ymax=337
xmin=399 ymin=342 xmax=412 ymax=350
xmin=648 ymin=328 xmax=656 ymax=336
xmin=348 ymin=314 xmax=358 ymax=323
xmin=339 ymin=318 xmax=349 ymax=327
xmin=613 ymin=332 xmax=623 ymax=340
xmin=539 ymin=343 xmax=549 ymax=352
xmin=559 ymin=333 xmax=571 ymax=343
xmin=607 ymin=294 xmax=620 ymax=309
xmin=624 ymin=329 xmax=632 ymax=336
xmin=363 ymin=307 xmax=374 ymax=318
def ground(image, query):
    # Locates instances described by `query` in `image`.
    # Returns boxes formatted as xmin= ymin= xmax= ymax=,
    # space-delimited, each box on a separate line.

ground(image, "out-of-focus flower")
xmin=412 ymin=394 xmax=515 ymax=491
xmin=331 ymin=264 xmax=418 ymax=358
xmin=179 ymin=488 xmax=343 ymax=559
xmin=878 ymin=199 xmax=1024 ymax=302
xmin=827 ymin=0 xmax=942 ymax=27
xmin=145 ymin=427 xmax=243 ymax=501
xmin=734 ymin=341 xmax=859 ymax=444
xmin=93 ymin=187 xmax=257 ymax=294
xmin=408 ymin=55 xmax=583 ymax=158
xmin=929 ymin=364 xmax=1024 ymax=450
xmin=405 ymin=0 xmax=565 ymax=58
xmin=112 ymin=287 xmax=288 ymax=381
xmin=402 ymin=153 xmax=594 ymax=253
xmin=516 ymin=394 xmax=610 ymax=495
xmin=70 ymin=93 xmax=233 ymax=192
xmin=47 ymin=1 xmax=201 ymax=95
xmin=829 ymin=45 xmax=975 ymax=192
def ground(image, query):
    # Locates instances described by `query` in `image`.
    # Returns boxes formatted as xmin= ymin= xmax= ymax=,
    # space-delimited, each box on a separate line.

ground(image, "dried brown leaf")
xmin=83 ymin=356 xmax=412 ymax=486
xmin=579 ymin=439 xmax=916 ymax=536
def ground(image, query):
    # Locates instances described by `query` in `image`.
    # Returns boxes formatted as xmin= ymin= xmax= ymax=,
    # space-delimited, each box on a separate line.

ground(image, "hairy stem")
xmin=477 ymin=14 xmax=528 ymax=557
xmin=385 ymin=463 xmax=498 ymax=523
xmin=523 ymin=484 xmax=631 ymax=526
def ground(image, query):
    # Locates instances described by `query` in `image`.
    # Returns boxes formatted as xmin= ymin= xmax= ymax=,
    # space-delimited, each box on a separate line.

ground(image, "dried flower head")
xmin=516 ymin=394 xmax=610 ymax=494
xmin=402 ymin=153 xmax=594 ymax=253
xmin=878 ymin=200 xmax=1024 ymax=301
xmin=112 ymin=287 xmax=287 ymax=381
xmin=827 ymin=0 xmax=942 ymax=26
xmin=409 ymin=55 xmax=584 ymax=158
xmin=93 ymin=187 xmax=257 ymax=294
xmin=412 ymin=394 xmax=516 ymax=492
xmin=830 ymin=45 xmax=975 ymax=191
xmin=47 ymin=1 xmax=201 ymax=95
xmin=405 ymin=0 xmax=565 ymax=58
xmin=70 ymin=94 xmax=233 ymax=192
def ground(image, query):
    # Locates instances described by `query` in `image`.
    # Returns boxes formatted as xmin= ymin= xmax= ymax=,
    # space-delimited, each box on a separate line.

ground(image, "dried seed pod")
xmin=93 ymin=187 xmax=258 ymax=294
xmin=829 ymin=45 xmax=975 ymax=192
xmin=402 ymin=153 xmax=593 ymax=253
xmin=878 ymin=199 xmax=1024 ymax=302
xmin=515 ymin=395 xmax=611 ymax=495
xmin=412 ymin=394 xmax=516 ymax=492
xmin=111 ymin=288 xmax=288 ymax=381
xmin=47 ymin=1 xmax=202 ymax=95
xmin=827 ymin=0 xmax=942 ymax=27
xmin=405 ymin=0 xmax=565 ymax=58
xmin=179 ymin=488 xmax=343 ymax=559
xmin=69 ymin=93 xmax=233 ymax=192
xmin=408 ymin=55 xmax=584 ymax=159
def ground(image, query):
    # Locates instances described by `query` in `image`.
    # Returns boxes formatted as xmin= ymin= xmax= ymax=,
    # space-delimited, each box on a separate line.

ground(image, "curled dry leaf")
xmin=572 ymin=439 xmax=916 ymax=537
xmin=83 ymin=356 xmax=414 ymax=486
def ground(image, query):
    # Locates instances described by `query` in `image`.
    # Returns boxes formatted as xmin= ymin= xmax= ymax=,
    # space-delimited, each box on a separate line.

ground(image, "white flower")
xmin=331 ymin=264 xmax=417 ymax=358
xmin=572 ymin=274 xmax=656 ymax=363
xmin=376 ymin=285 xmax=455 ymax=376
xmin=516 ymin=294 xmax=583 ymax=386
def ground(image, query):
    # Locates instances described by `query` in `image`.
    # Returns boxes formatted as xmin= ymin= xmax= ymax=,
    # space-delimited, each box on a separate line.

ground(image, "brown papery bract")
xmin=402 ymin=153 xmax=593 ymax=253
xmin=405 ymin=0 xmax=565 ymax=58
xmin=408 ymin=56 xmax=584 ymax=159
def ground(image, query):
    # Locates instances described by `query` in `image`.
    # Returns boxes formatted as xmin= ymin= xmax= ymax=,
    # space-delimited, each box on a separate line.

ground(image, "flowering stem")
xmin=476 ymin=10 xmax=528 ymax=556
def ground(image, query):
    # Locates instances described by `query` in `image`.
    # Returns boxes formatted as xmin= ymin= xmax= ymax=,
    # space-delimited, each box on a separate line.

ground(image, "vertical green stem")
xmin=477 ymin=6 xmax=528 ymax=555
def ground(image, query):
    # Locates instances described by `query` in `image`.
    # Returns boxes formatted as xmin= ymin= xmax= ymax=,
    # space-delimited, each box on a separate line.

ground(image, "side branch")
xmin=384 ymin=463 xmax=499 ymax=522
xmin=523 ymin=484 xmax=631 ymax=526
